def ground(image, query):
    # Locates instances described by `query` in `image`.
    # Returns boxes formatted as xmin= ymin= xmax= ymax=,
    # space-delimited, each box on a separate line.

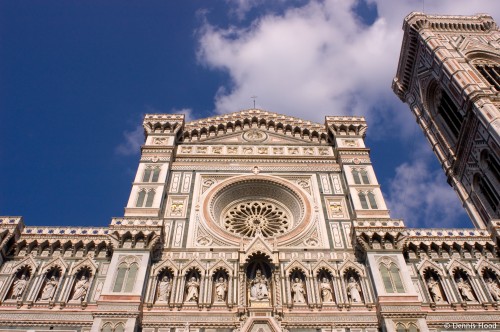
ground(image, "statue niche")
xmin=317 ymin=269 xmax=335 ymax=303
xmin=155 ymin=269 xmax=173 ymax=304
xmin=344 ymin=270 xmax=363 ymax=304
xmin=69 ymin=268 xmax=91 ymax=303
xmin=454 ymin=270 xmax=477 ymax=302
xmin=290 ymin=269 xmax=307 ymax=305
xmin=184 ymin=269 xmax=201 ymax=304
xmin=7 ymin=267 xmax=31 ymax=301
xmin=212 ymin=269 xmax=229 ymax=304
xmin=483 ymin=270 xmax=500 ymax=301
xmin=246 ymin=257 xmax=272 ymax=306
xmin=424 ymin=269 xmax=447 ymax=304
xmin=37 ymin=267 xmax=61 ymax=302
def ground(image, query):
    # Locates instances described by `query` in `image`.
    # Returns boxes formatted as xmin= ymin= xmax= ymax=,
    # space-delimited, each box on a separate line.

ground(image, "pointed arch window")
xmin=136 ymin=189 xmax=155 ymax=208
xmin=367 ymin=191 xmax=378 ymax=209
xmin=101 ymin=324 xmax=113 ymax=332
xmin=360 ymin=169 xmax=370 ymax=184
xmin=478 ymin=176 xmax=499 ymax=213
xmin=143 ymin=166 xmax=161 ymax=183
xmin=358 ymin=192 xmax=369 ymax=209
xmin=352 ymin=169 xmax=361 ymax=184
xmin=113 ymin=262 xmax=139 ymax=293
xmin=437 ymin=89 xmax=463 ymax=139
xmin=476 ymin=64 xmax=500 ymax=91
xmin=380 ymin=262 xmax=405 ymax=293
xmin=359 ymin=191 xmax=378 ymax=209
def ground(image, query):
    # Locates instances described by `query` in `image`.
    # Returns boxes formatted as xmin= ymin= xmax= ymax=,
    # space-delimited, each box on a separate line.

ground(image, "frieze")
xmin=177 ymin=145 xmax=332 ymax=157
xmin=285 ymin=314 xmax=378 ymax=322
xmin=140 ymin=156 xmax=170 ymax=162
xmin=171 ymin=164 xmax=341 ymax=172
xmin=142 ymin=314 xmax=237 ymax=322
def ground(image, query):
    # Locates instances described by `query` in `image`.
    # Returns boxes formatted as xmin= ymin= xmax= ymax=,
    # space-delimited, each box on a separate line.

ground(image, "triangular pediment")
xmin=181 ymin=109 xmax=329 ymax=144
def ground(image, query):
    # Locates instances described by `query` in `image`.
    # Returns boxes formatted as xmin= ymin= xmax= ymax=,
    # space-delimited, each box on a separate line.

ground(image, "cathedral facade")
xmin=0 ymin=12 xmax=500 ymax=332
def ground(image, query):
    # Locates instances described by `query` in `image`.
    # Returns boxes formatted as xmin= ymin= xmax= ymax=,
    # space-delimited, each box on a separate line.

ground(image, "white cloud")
xmin=198 ymin=0 xmax=500 ymax=135
xmin=195 ymin=0 xmax=497 ymax=227
xmin=171 ymin=108 xmax=194 ymax=122
xmin=384 ymin=136 xmax=469 ymax=228
xmin=115 ymin=125 xmax=144 ymax=156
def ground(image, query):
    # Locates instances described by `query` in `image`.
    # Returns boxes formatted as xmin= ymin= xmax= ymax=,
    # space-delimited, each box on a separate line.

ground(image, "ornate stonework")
xmin=1 ymin=12 xmax=500 ymax=332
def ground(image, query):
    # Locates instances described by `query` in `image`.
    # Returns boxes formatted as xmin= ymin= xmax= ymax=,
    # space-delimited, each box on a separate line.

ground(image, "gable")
xmin=181 ymin=109 xmax=329 ymax=144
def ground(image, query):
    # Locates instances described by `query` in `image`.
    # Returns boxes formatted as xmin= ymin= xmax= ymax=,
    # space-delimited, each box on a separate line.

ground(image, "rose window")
xmin=223 ymin=201 xmax=290 ymax=237
xmin=208 ymin=179 xmax=306 ymax=239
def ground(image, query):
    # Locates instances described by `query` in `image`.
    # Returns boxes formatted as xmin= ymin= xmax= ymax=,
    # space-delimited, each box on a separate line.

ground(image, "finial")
xmin=251 ymin=95 xmax=257 ymax=109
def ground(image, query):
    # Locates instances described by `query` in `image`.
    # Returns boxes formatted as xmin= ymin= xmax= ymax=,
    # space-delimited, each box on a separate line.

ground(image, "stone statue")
xmin=71 ymin=275 xmax=89 ymax=301
xmin=346 ymin=277 xmax=362 ymax=303
xmin=456 ymin=277 xmax=476 ymax=301
xmin=185 ymin=277 xmax=200 ymax=303
xmin=11 ymin=274 xmax=28 ymax=300
xmin=319 ymin=277 xmax=334 ymax=302
xmin=40 ymin=276 xmax=58 ymax=301
xmin=291 ymin=277 xmax=306 ymax=303
xmin=157 ymin=276 xmax=172 ymax=302
xmin=427 ymin=276 xmax=444 ymax=303
xmin=250 ymin=269 xmax=269 ymax=300
xmin=215 ymin=277 xmax=227 ymax=302
xmin=486 ymin=277 xmax=500 ymax=301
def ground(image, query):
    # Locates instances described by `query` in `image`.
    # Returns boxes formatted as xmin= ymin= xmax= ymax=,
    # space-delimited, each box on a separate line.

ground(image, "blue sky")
xmin=1 ymin=0 xmax=498 ymax=228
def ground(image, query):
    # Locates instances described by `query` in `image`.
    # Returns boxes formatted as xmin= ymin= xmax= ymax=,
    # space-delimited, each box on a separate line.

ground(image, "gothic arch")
xmin=69 ymin=257 xmax=98 ymax=276
xmin=12 ymin=256 xmax=37 ymax=275
xmin=284 ymin=260 xmax=310 ymax=278
xmin=339 ymin=259 xmax=365 ymax=277
xmin=475 ymin=258 xmax=500 ymax=277
xmin=417 ymin=258 xmax=445 ymax=277
xmin=41 ymin=256 xmax=68 ymax=275
xmin=153 ymin=259 xmax=178 ymax=276
xmin=312 ymin=260 xmax=336 ymax=277
xmin=208 ymin=259 xmax=232 ymax=276
xmin=181 ymin=259 xmax=205 ymax=276
xmin=447 ymin=258 xmax=474 ymax=276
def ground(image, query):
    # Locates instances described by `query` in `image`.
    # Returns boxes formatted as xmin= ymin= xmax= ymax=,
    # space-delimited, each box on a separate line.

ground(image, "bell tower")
xmin=393 ymin=13 xmax=500 ymax=229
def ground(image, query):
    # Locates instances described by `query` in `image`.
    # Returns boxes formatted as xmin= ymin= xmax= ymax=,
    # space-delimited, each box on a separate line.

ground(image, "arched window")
xmin=360 ymin=169 xmax=370 ymax=184
xmin=367 ymin=191 xmax=378 ymax=209
xmin=101 ymin=323 xmax=112 ymax=332
xmin=475 ymin=174 xmax=499 ymax=213
xmin=124 ymin=264 xmax=138 ymax=292
xmin=145 ymin=190 xmax=155 ymax=207
xmin=396 ymin=323 xmax=419 ymax=332
xmin=142 ymin=166 xmax=161 ymax=182
xmin=481 ymin=150 xmax=500 ymax=184
xmin=396 ymin=323 xmax=406 ymax=332
xmin=113 ymin=263 xmax=127 ymax=292
xmin=408 ymin=323 xmax=419 ymax=332
xmin=437 ymin=89 xmax=463 ymax=139
xmin=136 ymin=189 xmax=155 ymax=208
xmin=380 ymin=262 xmax=405 ymax=293
xmin=136 ymin=190 xmax=146 ymax=207
xmin=352 ymin=169 xmax=361 ymax=184
xmin=475 ymin=64 xmax=500 ymax=91
xmin=114 ymin=323 xmax=125 ymax=332
xmin=358 ymin=192 xmax=369 ymax=209
xmin=113 ymin=261 xmax=139 ymax=293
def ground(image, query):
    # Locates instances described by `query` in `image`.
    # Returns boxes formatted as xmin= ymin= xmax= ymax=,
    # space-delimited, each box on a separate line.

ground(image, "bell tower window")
xmin=437 ymin=90 xmax=463 ymax=139
xmin=476 ymin=64 xmax=500 ymax=91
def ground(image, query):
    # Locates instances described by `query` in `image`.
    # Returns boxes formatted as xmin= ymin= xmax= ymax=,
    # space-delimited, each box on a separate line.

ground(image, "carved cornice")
xmin=108 ymin=217 xmax=163 ymax=250
xmin=182 ymin=109 xmax=329 ymax=143
xmin=353 ymin=219 xmax=407 ymax=252
xmin=143 ymin=114 xmax=185 ymax=134
xmin=393 ymin=12 xmax=499 ymax=101
xmin=326 ymin=116 xmax=368 ymax=138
